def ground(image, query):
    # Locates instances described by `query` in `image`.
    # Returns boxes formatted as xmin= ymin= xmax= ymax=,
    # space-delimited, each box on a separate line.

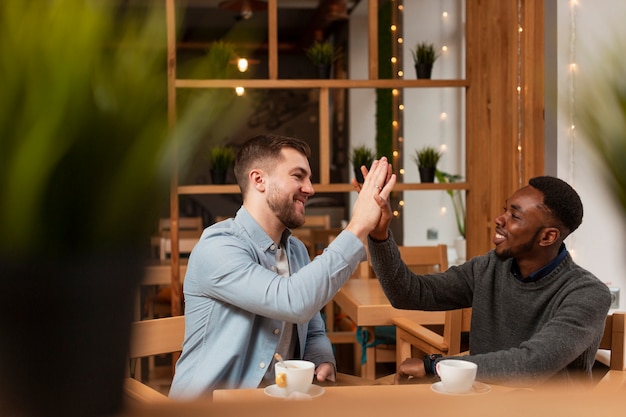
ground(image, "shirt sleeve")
xmin=184 ymin=229 xmax=366 ymax=324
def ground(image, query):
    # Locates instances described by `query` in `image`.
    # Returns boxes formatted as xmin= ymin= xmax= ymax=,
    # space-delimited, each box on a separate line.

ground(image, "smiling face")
xmin=492 ymin=186 xmax=555 ymax=262
xmin=265 ymin=148 xmax=314 ymax=229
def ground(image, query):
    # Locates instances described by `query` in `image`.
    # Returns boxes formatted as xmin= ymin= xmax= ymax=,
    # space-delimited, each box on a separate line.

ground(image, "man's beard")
xmin=267 ymin=185 xmax=305 ymax=229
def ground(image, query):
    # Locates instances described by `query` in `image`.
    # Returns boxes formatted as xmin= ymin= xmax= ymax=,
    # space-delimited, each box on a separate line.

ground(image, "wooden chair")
xmin=361 ymin=245 xmax=449 ymax=376
xmin=392 ymin=308 xmax=472 ymax=366
xmin=291 ymin=215 xmax=332 ymax=258
xmin=150 ymin=216 xmax=203 ymax=260
xmin=596 ymin=311 xmax=626 ymax=371
xmin=124 ymin=315 xmax=185 ymax=403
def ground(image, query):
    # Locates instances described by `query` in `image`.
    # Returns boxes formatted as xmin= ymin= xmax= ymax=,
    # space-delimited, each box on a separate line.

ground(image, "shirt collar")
xmin=512 ymin=243 xmax=568 ymax=283
xmin=234 ymin=207 xmax=291 ymax=253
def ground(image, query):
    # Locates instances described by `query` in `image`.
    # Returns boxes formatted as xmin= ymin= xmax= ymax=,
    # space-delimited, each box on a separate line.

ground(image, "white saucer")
xmin=264 ymin=384 xmax=325 ymax=399
xmin=431 ymin=381 xmax=491 ymax=396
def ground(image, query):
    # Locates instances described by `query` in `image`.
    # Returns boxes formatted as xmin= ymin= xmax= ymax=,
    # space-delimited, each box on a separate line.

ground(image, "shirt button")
xmin=273 ymin=328 xmax=280 ymax=335
xmin=259 ymin=362 xmax=266 ymax=369
xmin=270 ymin=244 xmax=276 ymax=251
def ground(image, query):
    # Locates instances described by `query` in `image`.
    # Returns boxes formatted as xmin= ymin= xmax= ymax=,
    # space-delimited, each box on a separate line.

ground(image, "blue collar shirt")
xmin=169 ymin=207 xmax=366 ymax=399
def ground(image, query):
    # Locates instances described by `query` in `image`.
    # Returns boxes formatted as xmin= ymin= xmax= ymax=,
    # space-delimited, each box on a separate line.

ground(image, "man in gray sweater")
xmin=367 ymin=176 xmax=611 ymax=386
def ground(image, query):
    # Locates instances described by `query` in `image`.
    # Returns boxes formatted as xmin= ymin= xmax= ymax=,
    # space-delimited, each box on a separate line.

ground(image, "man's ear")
xmin=249 ymin=169 xmax=266 ymax=191
xmin=539 ymin=227 xmax=560 ymax=247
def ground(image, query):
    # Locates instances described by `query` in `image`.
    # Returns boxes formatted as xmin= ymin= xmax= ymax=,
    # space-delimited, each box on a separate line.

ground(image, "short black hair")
xmin=529 ymin=176 xmax=583 ymax=235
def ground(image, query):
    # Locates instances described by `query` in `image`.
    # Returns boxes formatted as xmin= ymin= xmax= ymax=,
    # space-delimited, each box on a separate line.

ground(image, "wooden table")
xmin=333 ymin=279 xmax=445 ymax=380
xmin=121 ymin=372 xmax=626 ymax=417
xmin=197 ymin=377 xmax=625 ymax=417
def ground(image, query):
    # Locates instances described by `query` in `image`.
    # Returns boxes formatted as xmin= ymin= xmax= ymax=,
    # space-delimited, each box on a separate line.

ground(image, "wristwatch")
xmin=423 ymin=354 xmax=443 ymax=376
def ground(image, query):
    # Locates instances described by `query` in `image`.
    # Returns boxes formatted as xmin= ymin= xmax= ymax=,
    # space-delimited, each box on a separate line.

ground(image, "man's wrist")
xmin=423 ymin=354 xmax=443 ymax=376
xmin=368 ymin=232 xmax=389 ymax=243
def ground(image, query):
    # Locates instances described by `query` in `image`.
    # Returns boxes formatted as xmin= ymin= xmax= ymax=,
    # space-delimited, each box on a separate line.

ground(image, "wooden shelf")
xmin=177 ymin=182 xmax=469 ymax=195
xmin=175 ymin=78 xmax=469 ymax=90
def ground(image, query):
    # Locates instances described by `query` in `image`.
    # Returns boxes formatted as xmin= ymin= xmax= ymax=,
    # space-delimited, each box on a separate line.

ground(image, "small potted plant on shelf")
xmin=305 ymin=40 xmax=341 ymax=79
xmin=411 ymin=42 xmax=438 ymax=79
xmin=350 ymin=145 xmax=376 ymax=184
xmin=209 ymin=145 xmax=236 ymax=184
xmin=205 ymin=40 xmax=238 ymax=79
xmin=412 ymin=146 xmax=442 ymax=183
xmin=435 ymin=170 xmax=466 ymax=262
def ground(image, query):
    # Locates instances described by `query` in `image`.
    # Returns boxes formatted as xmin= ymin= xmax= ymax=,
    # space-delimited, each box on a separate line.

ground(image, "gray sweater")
xmin=368 ymin=236 xmax=612 ymax=385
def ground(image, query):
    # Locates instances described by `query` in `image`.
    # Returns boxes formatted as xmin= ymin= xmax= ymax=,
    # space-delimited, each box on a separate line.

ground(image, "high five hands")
xmin=345 ymin=157 xmax=396 ymax=242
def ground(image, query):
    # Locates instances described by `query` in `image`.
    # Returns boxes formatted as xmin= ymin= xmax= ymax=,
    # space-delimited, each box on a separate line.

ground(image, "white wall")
xmin=349 ymin=0 xmax=465 ymax=262
xmin=555 ymin=0 xmax=626 ymax=308
xmin=349 ymin=1 xmax=626 ymax=292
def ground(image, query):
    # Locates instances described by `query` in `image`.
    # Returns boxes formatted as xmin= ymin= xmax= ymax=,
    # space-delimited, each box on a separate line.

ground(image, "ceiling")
xmin=168 ymin=0 xmax=362 ymax=53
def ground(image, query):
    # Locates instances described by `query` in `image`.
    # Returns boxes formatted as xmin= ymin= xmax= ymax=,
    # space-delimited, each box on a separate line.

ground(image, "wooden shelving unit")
xmin=164 ymin=0 xmax=546 ymax=314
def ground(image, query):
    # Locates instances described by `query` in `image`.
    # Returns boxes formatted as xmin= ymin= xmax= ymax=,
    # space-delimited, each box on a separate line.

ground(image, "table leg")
xmin=361 ymin=326 xmax=377 ymax=380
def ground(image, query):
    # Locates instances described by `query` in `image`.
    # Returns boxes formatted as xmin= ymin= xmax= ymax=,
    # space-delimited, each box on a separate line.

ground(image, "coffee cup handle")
xmin=435 ymin=361 xmax=441 ymax=376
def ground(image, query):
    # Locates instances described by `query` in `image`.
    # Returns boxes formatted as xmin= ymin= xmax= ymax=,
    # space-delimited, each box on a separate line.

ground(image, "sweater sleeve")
xmin=367 ymin=232 xmax=473 ymax=310
xmin=460 ymin=263 xmax=612 ymax=386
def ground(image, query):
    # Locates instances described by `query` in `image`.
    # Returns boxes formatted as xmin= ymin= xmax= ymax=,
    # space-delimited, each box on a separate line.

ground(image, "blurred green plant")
xmin=411 ymin=42 xmax=439 ymax=65
xmin=209 ymin=145 xmax=236 ymax=171
xmin=0 ymin=0 xmax=233 ymax=257
xmin=350 ymin=145 xmax=376 ymax=170
xmin=412 ymin=146 xmax=442 ymax=169
xmin=576 ymin=40 xmax=626 ymax=214
xmin=305 ymin=40 xmax=341 ymax=66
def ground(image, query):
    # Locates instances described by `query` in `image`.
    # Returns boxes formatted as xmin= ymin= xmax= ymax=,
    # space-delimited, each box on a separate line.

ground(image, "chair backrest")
xmin=598 ymin=312 xmax=626 ymax=370
xmin=125 ymin=316 xmax=185 ymax=403
xmin=303 ymin=214 xmax=331 ymax=229
xmin=397 ymin=244 xmax=448 ymax=274
xmin=158 ymin=217 xmax=203 ymax=233
xmin=128 ymin=315 xmax=185 ymax=359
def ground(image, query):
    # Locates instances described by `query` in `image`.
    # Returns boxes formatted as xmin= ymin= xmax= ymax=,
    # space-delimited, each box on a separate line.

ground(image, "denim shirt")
xmin=169 ymin=207 xmax=366 ymax=399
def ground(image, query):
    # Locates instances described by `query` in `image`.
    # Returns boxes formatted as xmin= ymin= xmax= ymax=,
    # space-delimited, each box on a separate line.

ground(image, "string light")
xmin=391 ymin=0 xmax=404 ymax=219
xmin=237 ymin=58 xmax=249 ymax=72
xmin=568 ymin=0 xmax=578 ymax=186
xmin=567 ymin=0 xmax=578 ymax=256
xmin=516 ymin=0 xmax=523 ymax=187
xmin=235 ymin=86 xmax=245 ymax=96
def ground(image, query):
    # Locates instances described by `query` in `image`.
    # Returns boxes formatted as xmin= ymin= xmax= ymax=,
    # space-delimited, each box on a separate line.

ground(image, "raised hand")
xmin=350 ymin=160 xmax=394 ymax=241
xmin=344 ymin=157 xmax=396 ymax=242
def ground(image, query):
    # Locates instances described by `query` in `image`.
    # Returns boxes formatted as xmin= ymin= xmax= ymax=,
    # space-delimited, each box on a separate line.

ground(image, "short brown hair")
xmin=233 ymin=135 xmax=311 ymax=194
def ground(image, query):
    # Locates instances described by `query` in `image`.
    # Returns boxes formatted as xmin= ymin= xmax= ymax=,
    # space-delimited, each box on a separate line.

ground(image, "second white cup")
xmin=436 ymin=359 xmax=477 ymax=394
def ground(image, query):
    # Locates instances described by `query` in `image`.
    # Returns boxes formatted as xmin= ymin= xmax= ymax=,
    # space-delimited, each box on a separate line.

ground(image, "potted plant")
xmin=435 ymin=170 xmax=467 ymax=262
xmin=412 ymin=146 xmax=442 ymax=183
xmin=209 ymin=145 xmax=236 ymax=184
xmin=0 ymin=2 xmax=214 ymax=416
xmin=350 ymin=145 xmax=376 ymax=184
xmin=305 ymin=40 xmax=341 ymax=79
xmin=410 ymin=42 xmax=438 ymax=79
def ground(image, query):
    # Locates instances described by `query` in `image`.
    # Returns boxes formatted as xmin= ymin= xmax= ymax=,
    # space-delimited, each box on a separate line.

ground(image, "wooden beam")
xmin=465 ymin=0 xmax=545 ymax=258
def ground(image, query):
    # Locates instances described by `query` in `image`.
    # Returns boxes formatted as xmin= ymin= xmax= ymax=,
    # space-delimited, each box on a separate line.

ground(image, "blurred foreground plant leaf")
xmin=576 ymin=39 xmax=626 ymax=214
xmin=0 ymin=0 xmax=235 ymax=257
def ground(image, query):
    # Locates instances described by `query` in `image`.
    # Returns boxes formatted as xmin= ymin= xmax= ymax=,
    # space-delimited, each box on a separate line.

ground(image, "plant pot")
xmin=418 ymin=167 xmax=436 ymax=183
xmin=316 ymin=64 xmax=332 ymax=79
xmin=415 ymin=63 xmax=433 ymax=79
xmin=454 ymin=236 xmax=467 ymax=263
xmin=210 ymin=169 xmax=228 ymax=184
xmin=353 ymin=167 xmax=365 ymax=184
xmin=0 ymin=251 xmax=142 ymax=417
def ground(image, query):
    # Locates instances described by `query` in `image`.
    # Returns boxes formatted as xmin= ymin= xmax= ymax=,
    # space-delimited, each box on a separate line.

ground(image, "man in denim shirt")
xmin=169 ymin=135 xmax=395 ymax=399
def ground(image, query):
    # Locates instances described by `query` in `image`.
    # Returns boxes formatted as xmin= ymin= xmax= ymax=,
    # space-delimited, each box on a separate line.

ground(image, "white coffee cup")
xmin=436 ymin=359 xmax=477 ymax=394
xmin=274 ymin=360 xmax=315 ymax=396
